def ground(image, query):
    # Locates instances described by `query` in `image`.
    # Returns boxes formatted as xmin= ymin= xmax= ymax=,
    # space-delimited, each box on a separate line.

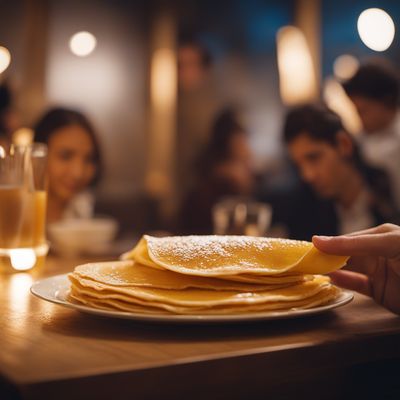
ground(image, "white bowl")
xmin=48 ymin=218 xmax=118 ymax=256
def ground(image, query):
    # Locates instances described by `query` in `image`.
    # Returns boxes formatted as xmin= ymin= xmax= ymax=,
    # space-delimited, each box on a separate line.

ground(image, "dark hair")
xmin=33 ymin=108 xmax=102 ymax=185
xmin=200 ymin=108 xmax=244 ymax=170
xmin=283 ymin=103 xmax=344 ymax=146
xmin=178 ymin=32 xmax=212 ymax=68
xmin=342 ymin=63 xmax=400 ymax=108
xmin=0 ymin=83 xmax=12 ymax=135
xmin=0 ymin=83 xmax=11 ymax=113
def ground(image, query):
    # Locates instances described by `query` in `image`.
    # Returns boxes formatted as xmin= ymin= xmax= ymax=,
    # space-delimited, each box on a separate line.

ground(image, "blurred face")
xmin=288 ymin=132 xmax=351 ymax=199
xmin=214 ymin=132 xmax=253 ymax=194
xmin=47 ymin=124 xmax=97 ymax=203
xmin=229 ymin=132 xmax=252 ymax=165
xmin=178 ymin=45 xmax=208 ymax=91
xmin=350 ymin=95 xmax=396 ymax=133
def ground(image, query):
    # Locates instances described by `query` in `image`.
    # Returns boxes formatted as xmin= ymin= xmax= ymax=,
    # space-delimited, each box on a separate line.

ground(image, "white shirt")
xmin=335 ymin=190 xmax=375 ymax=235
xmin=359 ymin=111 xmax=400 ymax=210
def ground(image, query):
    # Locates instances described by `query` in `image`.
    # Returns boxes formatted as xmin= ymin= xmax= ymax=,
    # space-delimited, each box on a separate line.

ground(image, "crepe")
xmin=69 ymin=274 xmax=338 ymax=314
xmin=71 ymin=261 xmax=295 ymax=291
xmin=122 ymin=235 xmax=348 ymax=276
xmin=69 ymin=273 xmax=329 ymax=306
xmin=70 ymin=286 xmax=339 ymax=315
xmin=216 ymin=273 xmax=310 ymax=284
xmin=69 ymin=234 xmax=347 ymax=316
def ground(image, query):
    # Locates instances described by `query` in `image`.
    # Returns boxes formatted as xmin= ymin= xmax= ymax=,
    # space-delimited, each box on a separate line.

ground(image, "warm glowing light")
xmin=9 ymin=273 xmax=33 ymax=303
xmin=8 ymin=273 xmax=33 ymax=332
xmin=147 ymin=47 xmax=177 ymax=198
xmin=0 ymin=46 xmax=11 ymax=74
xmin=10 ymin=248 xmax=37 ymax=271
xmin=12 ymin=128 xmax=34 ymax=146
xmin=357 ymin=8 xmax=395 ymax=51
xmin=9 ymin=273 xmax=33 ymax=313
xmin=333 ymin=55 xmax=359 ymax=81
xmin=69 ymin=31 xmax=97 ymax=57
xmin=323 ymin=78 xmax=362 ymax=135
xmin=276 ymin=26 xmax=318 ymax=105
xmin=150 ymin=48 xmax=177 ymax=109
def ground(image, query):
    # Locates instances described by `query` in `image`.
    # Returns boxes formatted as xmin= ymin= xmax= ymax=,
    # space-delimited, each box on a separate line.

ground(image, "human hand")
xmin=312 ymin=224 xmax=400 ymax=314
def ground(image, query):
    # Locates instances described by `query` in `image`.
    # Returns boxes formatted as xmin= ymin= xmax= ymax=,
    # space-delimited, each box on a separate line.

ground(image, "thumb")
xmin=329 ymin=270 xmax=371 ymax=296
xmin=313 ymin=233 xmax=400 ymax=258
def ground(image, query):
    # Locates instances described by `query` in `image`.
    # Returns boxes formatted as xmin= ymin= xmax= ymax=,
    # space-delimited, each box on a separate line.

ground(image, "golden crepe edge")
xmin=121 ymin=235 xmax=349 ymax=276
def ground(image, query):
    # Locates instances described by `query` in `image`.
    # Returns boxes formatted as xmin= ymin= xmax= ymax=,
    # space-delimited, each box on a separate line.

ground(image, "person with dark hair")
xmin=278 ymin=103 xmax=396 ymax=240
xmin=177 ymin=37 xmax=212 ymax=92
xmin=176 ymin=35 xmax=223 ymax=205
xmin=342 ymin=62 xmax=400 ymax=210
xmin=0 ymin=83 xmax=19 ymax=148
xmin=179 ymin=108 xmax=254 ymax=234
xmin=34 ymin=108 xmax=102 ymax=223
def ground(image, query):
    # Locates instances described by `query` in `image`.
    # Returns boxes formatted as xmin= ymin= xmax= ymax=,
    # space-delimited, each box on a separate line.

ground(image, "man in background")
xmin=342 ymin=62 xmax=400 ymax=211
xmin=176 ymin=36 xmax=223 ymax=206
xmin=276 ymin=103 xmax=396 ymax=241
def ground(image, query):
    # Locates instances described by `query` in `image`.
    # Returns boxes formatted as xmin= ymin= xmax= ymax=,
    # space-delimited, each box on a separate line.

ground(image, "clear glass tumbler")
xmin=212 ymin=197 xmax=272 ymax=236
xmin=0 ymin=144 xmax=48 ymax=273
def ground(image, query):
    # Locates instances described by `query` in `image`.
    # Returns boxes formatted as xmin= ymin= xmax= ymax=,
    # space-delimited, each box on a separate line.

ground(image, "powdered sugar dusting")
xmin=145 ymin=235 xmax=312 ymax=275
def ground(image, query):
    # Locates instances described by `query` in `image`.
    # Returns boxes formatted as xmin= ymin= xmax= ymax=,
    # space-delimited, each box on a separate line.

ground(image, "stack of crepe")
xmin=68 ymin=235 xmax=348 ymax=315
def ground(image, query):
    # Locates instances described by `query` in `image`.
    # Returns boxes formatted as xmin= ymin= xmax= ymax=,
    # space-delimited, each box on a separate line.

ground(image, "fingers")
xmin=342 ymin=255 xmax=377 ymax=276
xmin=341 ymin=223 xmax=398 ymax=237
xmin=312 ymin=231 xmax=400 ymax=258
xmin=328 ymin=270 xmax=371 ymax=296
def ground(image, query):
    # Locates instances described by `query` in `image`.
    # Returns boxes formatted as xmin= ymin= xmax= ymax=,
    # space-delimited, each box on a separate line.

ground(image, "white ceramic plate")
xmin=31 ymin=274 xmax=354 ymax=324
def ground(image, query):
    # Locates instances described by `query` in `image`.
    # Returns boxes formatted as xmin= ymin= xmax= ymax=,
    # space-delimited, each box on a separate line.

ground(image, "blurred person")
xmin=178 ymin=37 xmax=212 ymax=92
xmin=34 ymin=108 xmax=102 ymax=223
xmin=0 ymin=82 xmax=20 ymax=148
xmin=179 ymin=108 xmax=254 ymax=234
xmin=176 ymin=35 xmax=224 ymax=205
xmin=342 ymin=62 xmax=400 ymax=210
xmin=278 ymin=103 xmax=396 ymax=241
xmin=313 ymin=223 xmax=400 ymax=315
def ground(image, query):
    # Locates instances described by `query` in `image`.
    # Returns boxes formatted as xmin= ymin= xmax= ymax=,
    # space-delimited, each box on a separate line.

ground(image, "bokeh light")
xmin=276 ymin=26 xmax=318 ymax=105
xmin=333 ymin=54 xmax=359 ymax=81
xmin=10 ymin=248 xmax=36 ymax=271
xmin=357 ymin=8 xmax=395 ymax=52
xmin=69 ymin=31 xmax=97 ymax=57
xmin=0 ymin=46 xmax=11 ymax=73
xmin=12 ymin=128 xmax=34 ymax=146
xmin=323 ymin=78 xmax=362 ymax=135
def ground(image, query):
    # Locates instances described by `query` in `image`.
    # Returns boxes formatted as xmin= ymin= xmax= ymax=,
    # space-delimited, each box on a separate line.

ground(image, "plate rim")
xmin=31 ymin=273 xmax=354 ymax=323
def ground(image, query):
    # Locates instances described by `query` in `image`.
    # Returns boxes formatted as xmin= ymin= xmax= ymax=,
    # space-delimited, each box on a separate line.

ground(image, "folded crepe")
xmin=69 ymin=235 xmax=348 ymax=315
xmin=71 ymin=261 xmax=298 ymax=291
xmin=121 ymin=235 xmax=348 ymax=276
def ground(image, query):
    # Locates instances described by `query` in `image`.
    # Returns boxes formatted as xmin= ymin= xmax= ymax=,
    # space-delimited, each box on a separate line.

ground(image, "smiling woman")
xmin=33 ymin=108 xmax=102 ymax=223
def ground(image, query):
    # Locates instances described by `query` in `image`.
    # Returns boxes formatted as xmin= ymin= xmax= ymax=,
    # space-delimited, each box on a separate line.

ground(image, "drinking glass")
xmin=0 ymin=144 xmax=48 ymax=273
xmin=212 ymin=197 xmax=272 ymax=236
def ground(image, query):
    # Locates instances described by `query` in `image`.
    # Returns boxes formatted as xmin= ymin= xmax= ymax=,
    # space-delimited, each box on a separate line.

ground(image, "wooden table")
xmin=1 ymin=256 xmax=400 ymax=400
